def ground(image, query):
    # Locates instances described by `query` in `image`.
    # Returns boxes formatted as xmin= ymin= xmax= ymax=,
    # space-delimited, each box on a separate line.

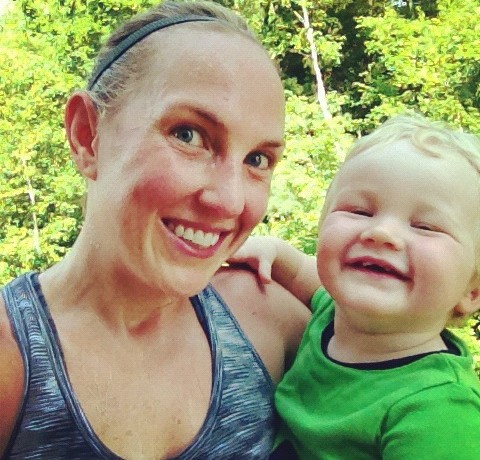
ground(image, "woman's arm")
xmin=0 ymin=296 xmax=24 ymax=456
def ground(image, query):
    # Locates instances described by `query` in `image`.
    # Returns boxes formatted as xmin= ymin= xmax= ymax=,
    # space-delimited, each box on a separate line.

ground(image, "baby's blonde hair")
xmin=347 ymin=114 xmax=480 ymax=174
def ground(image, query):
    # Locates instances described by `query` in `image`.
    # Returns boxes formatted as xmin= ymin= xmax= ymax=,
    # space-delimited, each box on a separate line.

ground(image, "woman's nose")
xmin=199 ymin=162 xmax=246 ymax=217
xmin=360 ymin=219 xmax=405 ymax=251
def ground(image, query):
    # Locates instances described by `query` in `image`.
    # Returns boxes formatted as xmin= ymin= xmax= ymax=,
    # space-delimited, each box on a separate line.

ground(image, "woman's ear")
xmin=65 ymin=91 xmax=99 ymax=180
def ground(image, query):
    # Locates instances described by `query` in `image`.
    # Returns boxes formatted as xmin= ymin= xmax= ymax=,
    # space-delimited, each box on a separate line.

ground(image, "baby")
xmin=233 ymin=114 xmax=480 ymax=459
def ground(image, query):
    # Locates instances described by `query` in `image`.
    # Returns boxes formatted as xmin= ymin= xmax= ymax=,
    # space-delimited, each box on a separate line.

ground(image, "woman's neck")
xmin=38 ymin=242 xmax=189 ymax=335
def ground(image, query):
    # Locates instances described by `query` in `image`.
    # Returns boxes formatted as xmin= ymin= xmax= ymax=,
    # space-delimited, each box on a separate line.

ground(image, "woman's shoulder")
xmin=212 ymin=265 xmax=310 ymax=382
xmin=0 ymin=294 xmax=25 ymax=456
xmin=212 ymin=265 xmax=310 ymax=324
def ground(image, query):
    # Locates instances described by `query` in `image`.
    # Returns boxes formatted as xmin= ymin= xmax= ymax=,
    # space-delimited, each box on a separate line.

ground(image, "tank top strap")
xmin=2 ymin=273 xmax=112 ymax=459
xmin=178 ymin=285 xmax=275 ymax=459
xmin=194 ymin=284 xmax=273 ymax=389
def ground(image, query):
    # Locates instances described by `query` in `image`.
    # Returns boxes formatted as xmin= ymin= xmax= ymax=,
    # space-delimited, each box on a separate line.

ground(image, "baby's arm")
xmin=229 ymin=236 xmax=320 ymax=306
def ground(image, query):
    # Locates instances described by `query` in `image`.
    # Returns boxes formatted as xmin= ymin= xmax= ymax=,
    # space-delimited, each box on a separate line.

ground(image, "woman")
xmin=0 ymin=1 xmax=309 ymax=459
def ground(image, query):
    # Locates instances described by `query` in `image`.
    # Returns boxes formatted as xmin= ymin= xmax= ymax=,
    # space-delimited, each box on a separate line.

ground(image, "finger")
xmin=227 ymin=250 xmax=246 ymax=263
xmin=258 ymin=260 xmax=272 ymax=284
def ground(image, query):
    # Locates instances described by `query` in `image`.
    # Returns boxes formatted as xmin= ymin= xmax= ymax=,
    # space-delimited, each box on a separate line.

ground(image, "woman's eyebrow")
xmin=164 ymin=103 xmax=285 ymax=149
xmin=259 ymin=140 xmax=285 ymax=150
xmin=163 ymin=103 xmax=226 ymax=128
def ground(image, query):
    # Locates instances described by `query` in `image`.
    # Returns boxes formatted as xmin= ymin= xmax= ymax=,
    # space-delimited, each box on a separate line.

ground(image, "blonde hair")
xmin=320 ymin=114 xmax=480 ymax=288
xmin=87 ymin=1 xmax=261 ymax=114
xmin=348 ymin=115 xmax=480 ymax=174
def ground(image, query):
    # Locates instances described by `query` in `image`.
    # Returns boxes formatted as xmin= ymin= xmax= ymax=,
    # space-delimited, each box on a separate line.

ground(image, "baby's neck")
xmin=327 ymin=318 xmax=448 ymax=364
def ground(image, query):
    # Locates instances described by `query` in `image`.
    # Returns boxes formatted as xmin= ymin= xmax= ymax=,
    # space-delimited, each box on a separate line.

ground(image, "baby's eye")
xmin=245 ymin=152 xmax=270 ymax=170
xmin=412 ymin=222 xmax=437 ymax=232
xmin=415 ymin=224 xmax=432 ymax=231
xmin=172 ymin=126 xmax=203 ymax=147
xmin=350 ymin=209 xmax=372 ymax=217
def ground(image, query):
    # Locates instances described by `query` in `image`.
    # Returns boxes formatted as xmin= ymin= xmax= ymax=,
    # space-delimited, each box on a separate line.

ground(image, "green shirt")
xmin=275 ymin=288 xmax=480 ymax=459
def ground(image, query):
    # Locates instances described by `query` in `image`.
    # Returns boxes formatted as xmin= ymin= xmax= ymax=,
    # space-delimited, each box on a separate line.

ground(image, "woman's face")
xmin=88 ymin=26 xmax=285 ymax=296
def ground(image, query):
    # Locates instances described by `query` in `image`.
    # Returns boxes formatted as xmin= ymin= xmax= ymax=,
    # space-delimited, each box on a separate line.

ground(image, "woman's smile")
xmin=166 ymin=221 xmax=221 ymax=248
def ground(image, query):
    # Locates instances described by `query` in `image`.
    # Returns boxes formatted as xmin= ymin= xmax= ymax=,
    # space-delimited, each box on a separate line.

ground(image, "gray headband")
xmin=87 ymin=15 xmax=218 ymax=90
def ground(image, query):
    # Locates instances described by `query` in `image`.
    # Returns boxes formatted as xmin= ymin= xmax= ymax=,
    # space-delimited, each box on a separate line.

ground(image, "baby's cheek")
xmin=316 ymin=233 xmax=340 ymax=278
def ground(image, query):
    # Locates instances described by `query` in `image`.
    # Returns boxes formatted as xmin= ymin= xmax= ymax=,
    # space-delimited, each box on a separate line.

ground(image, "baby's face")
xmin=316 ymin=139 xmax=479 ymax=335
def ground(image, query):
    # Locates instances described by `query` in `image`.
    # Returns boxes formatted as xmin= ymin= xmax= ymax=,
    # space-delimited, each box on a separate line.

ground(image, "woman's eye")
xmin=172 ymin=126 xmax=203 ymax=147
xmin=245 ymin=152 xmax=270 ymax=170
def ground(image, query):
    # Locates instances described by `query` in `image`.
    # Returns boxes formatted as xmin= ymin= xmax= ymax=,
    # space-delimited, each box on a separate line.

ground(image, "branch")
xmin=21 ymin=157 xmax=41 ymax=254
xmin=301 ymin=5 xmax=332 ymax=120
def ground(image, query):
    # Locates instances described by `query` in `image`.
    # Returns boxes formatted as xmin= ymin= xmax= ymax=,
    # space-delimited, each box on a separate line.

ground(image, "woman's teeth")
xmin=168 ymin=223 xmax=220 ymax=248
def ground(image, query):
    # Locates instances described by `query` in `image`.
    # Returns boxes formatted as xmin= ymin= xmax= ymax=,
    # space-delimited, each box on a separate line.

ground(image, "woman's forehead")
xmin=145 ymin=24 xmax=270 ymax=71
xmin=132 ymin=27 xmax=282 ymax=103
xmin=98 ymin=25 xmax=284 ymax=142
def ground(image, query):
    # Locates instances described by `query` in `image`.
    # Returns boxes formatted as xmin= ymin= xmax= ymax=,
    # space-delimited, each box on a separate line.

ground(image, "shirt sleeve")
xmin=382 ymin=382 xmax=480 ymax=459
xmin=309 ymin=288 xmax=334 ymax=315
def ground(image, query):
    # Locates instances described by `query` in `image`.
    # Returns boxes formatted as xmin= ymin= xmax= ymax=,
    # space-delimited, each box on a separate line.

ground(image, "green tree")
xmin=0 ymin=0 xmax=158 ymax=282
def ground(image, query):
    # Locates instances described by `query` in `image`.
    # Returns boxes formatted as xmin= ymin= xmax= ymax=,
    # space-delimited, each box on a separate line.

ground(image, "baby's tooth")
xmin=175 ymin=225 xmax=185 ymax=237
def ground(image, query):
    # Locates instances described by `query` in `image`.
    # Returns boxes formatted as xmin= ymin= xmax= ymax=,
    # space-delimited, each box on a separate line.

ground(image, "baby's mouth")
xmin=349 ymin=260 xmax=410 ymax=281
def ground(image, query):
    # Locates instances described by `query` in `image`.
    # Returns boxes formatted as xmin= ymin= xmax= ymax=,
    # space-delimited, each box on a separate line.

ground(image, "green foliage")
xmin=355 ymin=0 xmax=480 ymax=129
xmin=256 ymin=94 xmax=352 ymax=255
xmin=1 ymin=0 xmax=479 ymax=366
xmin=453 ymin=318 xmax=480 ymax=378
xmin=0 ymin=0 xmax=158 ymax=283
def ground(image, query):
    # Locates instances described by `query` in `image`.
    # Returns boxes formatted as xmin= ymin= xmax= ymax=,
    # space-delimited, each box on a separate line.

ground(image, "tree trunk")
xmin=22 ymin=158 xmax=41 ymax=254
xmin=300 ymin=5 xmax=332 ymax=120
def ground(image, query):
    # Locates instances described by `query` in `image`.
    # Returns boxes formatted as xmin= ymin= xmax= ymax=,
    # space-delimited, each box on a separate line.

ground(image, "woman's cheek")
xmin=131 ymin=173 xmax=192 ymax=209
xmin=245 ymin=185 xmax=270 ymax=227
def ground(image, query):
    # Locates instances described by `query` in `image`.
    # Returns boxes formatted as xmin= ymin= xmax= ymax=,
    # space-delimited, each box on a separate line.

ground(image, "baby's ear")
xmin=64 ymin=91 xmax=99 ymax=180
xmin=453 ymin=286 xmax=480 ymax=321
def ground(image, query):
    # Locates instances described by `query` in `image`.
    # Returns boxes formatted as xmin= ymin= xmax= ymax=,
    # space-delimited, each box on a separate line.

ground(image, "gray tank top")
xmin=2 ymin=272 xmax=275 ymax=459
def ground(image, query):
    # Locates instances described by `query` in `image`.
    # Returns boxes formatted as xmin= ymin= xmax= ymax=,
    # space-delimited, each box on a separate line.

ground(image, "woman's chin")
xmin=151 ymin=266 xmax=216 ymax=298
